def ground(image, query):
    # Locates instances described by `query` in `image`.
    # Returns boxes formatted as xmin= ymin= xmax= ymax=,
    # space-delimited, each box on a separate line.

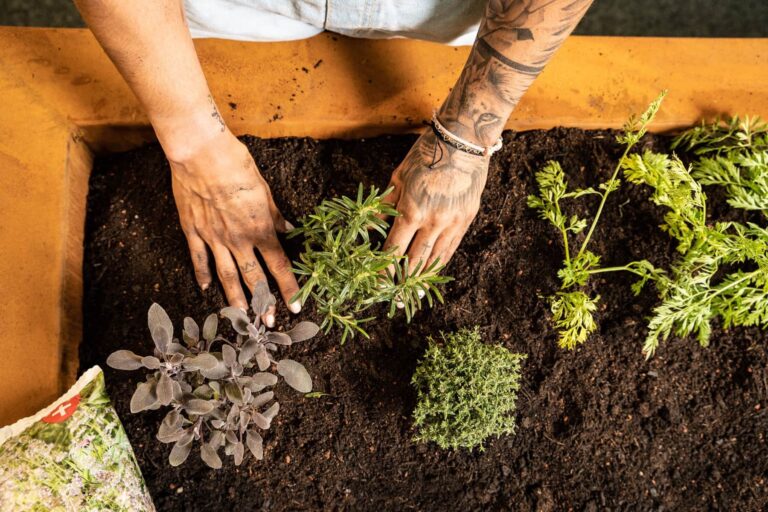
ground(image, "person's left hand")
xmin=382 ymin=129 xmax=489 ymax=274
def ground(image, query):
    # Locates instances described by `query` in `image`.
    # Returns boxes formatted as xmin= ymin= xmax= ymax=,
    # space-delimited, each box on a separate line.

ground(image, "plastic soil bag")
xmin=0 ymin=366 xmax=155 ymax=511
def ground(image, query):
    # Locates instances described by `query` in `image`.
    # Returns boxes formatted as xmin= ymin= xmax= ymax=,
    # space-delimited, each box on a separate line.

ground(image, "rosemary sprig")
xmin=290 ymin=184 xmax=451 ymax=342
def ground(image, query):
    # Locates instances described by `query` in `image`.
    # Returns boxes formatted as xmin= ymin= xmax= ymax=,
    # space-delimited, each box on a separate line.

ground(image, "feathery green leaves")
xmin=671 ymin=117 xmax=768 ymax=216
xmin=620 ymin=117 xmax=768 ymax=356
xmin=530 ymin=99 xmax=768 ymax=357
xmin=527 ymin=91 xmax=667 ymax=350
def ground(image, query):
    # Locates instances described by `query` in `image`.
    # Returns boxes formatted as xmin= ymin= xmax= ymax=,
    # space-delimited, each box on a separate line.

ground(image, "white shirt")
xmin=184 ymin=0 xmax=485 ymax=45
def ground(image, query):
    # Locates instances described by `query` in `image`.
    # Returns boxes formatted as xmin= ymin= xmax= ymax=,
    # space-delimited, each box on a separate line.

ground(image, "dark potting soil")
xmin=80 ymin=129 xmax=768 ymax=511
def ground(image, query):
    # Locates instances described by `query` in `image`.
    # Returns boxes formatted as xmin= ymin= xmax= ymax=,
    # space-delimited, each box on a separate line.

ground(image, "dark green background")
xmin=1 ymin=0 xmax=767 ymax=36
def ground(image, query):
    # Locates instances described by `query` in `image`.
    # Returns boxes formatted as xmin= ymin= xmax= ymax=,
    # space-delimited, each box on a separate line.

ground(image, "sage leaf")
xmin=220 ymin=306 xmax=250 ymax=335
xmin=225 ymin=382 xmax=244 ymax=405
xmin=200 ymin=360 xmax=230 ymax=380
xmin=169 ymin=439 xmax=192 ymax=467
xmin=183 ymin=317 xmax=199 ymax=342
xmin=130 ymin=380 xmax=158 ymax=413
xmin=286 ymin=321 xmax=320 ymax=342
xmin=263 ymin=402 xmax=280 ymax=421
xmin=185 ymin=399 xmax=215 ymax=415
xmin=277 ymin=359 xmax=313 ymax=393
xmin=266 ymin=332 xmax=292 ymax=346
xmin=141 ymin=355 xmax=161 ymax=370
xmin=252 ymin=372 xmax=278 ymax=387
xmin=246 ymin=431 xmax=264 ymax=460
xmin=239 ymin=339 xmax=260 ymax=365
xmin=156 ymin=372 xmax=174 ymax=406
xmin=222 ymin=344 xmax=237 ymax=368
xmin=148 ymin=303 xmax=173 ymax=350
xmin=252 ymin=391 xmax=274 ymax=409
xmin=233 ymin=441 xmax=245 ymax=466
xmin=157 ymin=410 xmax=183 ymax=443
xmin=151 ymin=325 xmax=171 ymax=354
xmin=184 ymin=352 xmax=219 ymax=371
xmin=210 ymin=430 xmax=224 ymax=450
xmin=255 ymin=347 xmax=271 ymax=371
xmin=201 ymin=443 xmax=223 ymax=469
xmin=252 ymin=413 xmax=270 ymax=430
xmin=202 ymin=313 xmax=218 ymax=342
xmin=251 ymin=281 xmax=275 ymax=316
xmin=171 ymin=380 xmax=184 ymax=401
xmin=106 ymin=350 xmax=143 ymax=371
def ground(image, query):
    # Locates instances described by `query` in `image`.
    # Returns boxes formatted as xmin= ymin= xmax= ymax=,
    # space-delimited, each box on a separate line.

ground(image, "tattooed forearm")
xmin=439 ymin=0 xmax=593 ymax=146
xmin=382 ymin=0 xmax=592 ymax=269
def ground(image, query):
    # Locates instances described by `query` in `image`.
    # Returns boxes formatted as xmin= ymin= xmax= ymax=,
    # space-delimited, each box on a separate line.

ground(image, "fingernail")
xmin=266 ymin=314 xmax=275 ymax=328
xmin=289 ymin=301 xmax=302 ymax=314
xmin=201 ymin=283 xmax=209 ymax=291
xmin=417 ymin=289 xmax=425 ymax=299
xmin=240 ymin=307 xmax=248 ymax=314
xmin=285 ymin=220 xmax=296 ymax=231
xmin=396 ymin=301 xmax=405 ymax=309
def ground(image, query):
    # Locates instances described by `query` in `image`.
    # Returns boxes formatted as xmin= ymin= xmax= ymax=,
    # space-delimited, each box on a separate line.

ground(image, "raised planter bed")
xmin=81 ymin=129 xmax=766 ymax=509
xmin=1 ymin=25 xmax=767 ymax=507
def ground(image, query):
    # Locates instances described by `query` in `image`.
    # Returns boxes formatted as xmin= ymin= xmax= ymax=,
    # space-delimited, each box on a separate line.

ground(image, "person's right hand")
xmin=167 ymin=129 xmax=300 ymax=326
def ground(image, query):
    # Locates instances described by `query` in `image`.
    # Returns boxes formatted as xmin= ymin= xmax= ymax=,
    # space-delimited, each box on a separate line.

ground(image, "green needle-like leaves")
xmin=290 ymin=184 xmax=451 ymax=342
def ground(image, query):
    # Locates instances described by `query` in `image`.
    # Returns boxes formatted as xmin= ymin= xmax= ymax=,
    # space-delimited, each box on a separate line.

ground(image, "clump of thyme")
xmin=411 ymin=328 xmax=525 ymax=451
xmin=290 ymin=184 xmax=451 ymax=342
xmin=527 ymin=92 xmax=667 ymax=349
xmin=107 ymin=283 xmax=319 ymax=469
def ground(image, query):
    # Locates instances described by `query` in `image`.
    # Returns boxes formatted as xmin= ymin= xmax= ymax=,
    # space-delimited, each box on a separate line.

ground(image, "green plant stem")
xmin=576 ymin=144 xmax=634 ymax=260
xmin=689 ymin=270 xmax=755 ymax=303
xmin=586 ymin=265 xmax=648 ymax=277
xmin=561 ymin=223 xmax=571 ymax=264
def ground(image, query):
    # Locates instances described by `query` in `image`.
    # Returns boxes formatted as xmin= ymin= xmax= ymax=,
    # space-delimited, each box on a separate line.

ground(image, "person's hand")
xmin=383 ymin=130 xmax=489 ymax=273
xmin=168 ymin=129 xmax=300 ymax=325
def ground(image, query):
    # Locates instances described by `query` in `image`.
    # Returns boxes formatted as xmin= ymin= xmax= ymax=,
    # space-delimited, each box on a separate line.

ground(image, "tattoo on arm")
xmin=391 ymin=1 xmax=592 ymax=222
xmin=439 ymin=0 xmax=593 ymax=146
xmin=396 ymin=130 xmax=489 ymax=212
xmin=208 ymin=94 xmax=226 ymax=132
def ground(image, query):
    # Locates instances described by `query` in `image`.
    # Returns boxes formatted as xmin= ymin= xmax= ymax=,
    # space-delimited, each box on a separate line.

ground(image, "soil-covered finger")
xmin=184 ymin=232 xmax=212 ymax=290
xmin=210 ymin=244 xmax=247 ymax=310
xmin=256 ymin=231 xmax=301 ymax=315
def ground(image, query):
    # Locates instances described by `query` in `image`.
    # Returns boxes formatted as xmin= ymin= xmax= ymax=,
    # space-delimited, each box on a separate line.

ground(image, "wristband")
xmin=431 ymin=113 xmax=503 ymax=157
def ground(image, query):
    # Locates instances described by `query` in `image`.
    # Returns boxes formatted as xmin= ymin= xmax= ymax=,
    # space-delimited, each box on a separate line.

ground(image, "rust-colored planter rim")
xmin=0 ymin=27 xmax=766 ymax=426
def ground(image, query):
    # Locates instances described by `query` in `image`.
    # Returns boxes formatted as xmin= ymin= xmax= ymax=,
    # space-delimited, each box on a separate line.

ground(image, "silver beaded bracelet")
xmin=431 ymin=112 xmax=503 ymax=157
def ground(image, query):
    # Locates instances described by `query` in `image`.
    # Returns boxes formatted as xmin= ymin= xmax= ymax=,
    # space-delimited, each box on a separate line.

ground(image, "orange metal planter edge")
xmin=0 ymin=27 xmax=766 ymax=426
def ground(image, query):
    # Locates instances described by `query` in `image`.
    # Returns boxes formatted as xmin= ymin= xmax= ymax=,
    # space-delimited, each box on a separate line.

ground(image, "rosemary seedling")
xmin=290 ymin=184 xmax=451 ymax=342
